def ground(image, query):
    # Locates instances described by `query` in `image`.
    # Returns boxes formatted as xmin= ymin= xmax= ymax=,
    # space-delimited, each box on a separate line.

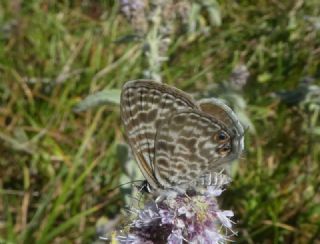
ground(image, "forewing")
xmin=120 ymin=80 xmax=199 ymax=189
xmin=154 ymin=110 xmax=232 ymax=190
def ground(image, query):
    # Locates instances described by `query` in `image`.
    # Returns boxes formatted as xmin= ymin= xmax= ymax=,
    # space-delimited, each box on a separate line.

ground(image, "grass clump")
xmin=0 ymin=0 xmax=319 ymax=243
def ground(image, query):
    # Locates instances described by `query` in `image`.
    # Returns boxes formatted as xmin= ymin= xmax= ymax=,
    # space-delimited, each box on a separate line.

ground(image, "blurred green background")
xmin=0 ymin=0 xmax=319 ymax=243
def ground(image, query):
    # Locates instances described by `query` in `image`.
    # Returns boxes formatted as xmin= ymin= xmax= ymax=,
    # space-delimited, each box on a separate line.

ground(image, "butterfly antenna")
xmin=105 ymin=180 xmax=146 ymax=194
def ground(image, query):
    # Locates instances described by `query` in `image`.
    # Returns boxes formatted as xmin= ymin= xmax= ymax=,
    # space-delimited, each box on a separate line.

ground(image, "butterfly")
xmin=120 ymin=80 xmax=244 ymax=193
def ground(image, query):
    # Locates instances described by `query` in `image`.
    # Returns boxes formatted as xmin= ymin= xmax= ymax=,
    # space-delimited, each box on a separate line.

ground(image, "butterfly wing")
xmin=198 ymin=98 xmax=244 ymax=160
xmin=154 ymin=110 xmax=234 ymax=190
xmin=120 ymin=80 xmax=199 ymax=190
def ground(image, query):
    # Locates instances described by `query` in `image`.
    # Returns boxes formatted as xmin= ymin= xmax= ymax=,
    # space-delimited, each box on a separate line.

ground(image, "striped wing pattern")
xmin=120 ymin=80 xmax=199 ymax=189
xmin=154 ymin=110 xmax=231 ymax=189
xmin=120 ymin=79 xmax=244 ymax=191
xmin=198 ymin=98 xmax=244 ymax=161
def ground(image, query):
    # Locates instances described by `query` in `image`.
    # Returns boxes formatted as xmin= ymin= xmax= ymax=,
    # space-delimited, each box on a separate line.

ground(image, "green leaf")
xmin=73 ymin=89 xmax=121 ymax=112
xmin=257 ymin=72 xmax=272 ymax=83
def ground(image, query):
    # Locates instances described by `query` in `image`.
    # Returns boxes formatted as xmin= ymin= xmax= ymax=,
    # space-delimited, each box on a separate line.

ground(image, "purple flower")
xmin=119 ymin=0 xmax=145 ymax=19
xmin=216 ymin=210 xmax=235 ymax=229
xmin=229 ymin=64 xmax=250 ymax=90
xmin=159 ymin=209 xmax=174 ymax=224
xmin=117 ymin=185 xmax=236 ymax=243
xmin=167 ymin=229 xmax=183 ymax=244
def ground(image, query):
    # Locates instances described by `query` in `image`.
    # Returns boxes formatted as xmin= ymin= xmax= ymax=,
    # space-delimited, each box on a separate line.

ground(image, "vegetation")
xmin=0 ymin=0 xmax=319 ymax=243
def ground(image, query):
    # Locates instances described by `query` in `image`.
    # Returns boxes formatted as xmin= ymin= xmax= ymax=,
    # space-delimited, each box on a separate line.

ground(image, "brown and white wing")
xmin=154 ymin=110 xmax=233 ymax=190
xmin=120 ymin=80 xmax=199 ymax=189
xmin=198 ymin=98 xmax=244 ymax=160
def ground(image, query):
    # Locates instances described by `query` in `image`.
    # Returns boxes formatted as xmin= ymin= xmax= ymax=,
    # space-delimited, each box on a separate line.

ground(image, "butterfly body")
xmin=120 ymin=80 xmax=244 ymax=193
